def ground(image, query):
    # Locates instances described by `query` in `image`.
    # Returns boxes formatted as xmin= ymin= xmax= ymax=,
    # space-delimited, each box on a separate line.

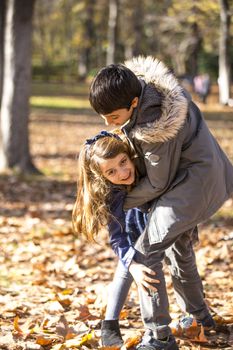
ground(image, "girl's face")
xmin=98 ymin=152 xmax=135 ymax=185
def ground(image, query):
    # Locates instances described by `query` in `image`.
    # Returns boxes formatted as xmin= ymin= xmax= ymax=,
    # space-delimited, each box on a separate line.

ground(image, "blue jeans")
xmin=105 ymin=260 xmax=133 ymax=320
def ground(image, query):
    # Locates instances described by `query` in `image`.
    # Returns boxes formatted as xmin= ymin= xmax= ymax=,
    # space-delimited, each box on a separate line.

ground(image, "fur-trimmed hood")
xmin=124 ymin=56 xmax=189 ymax=143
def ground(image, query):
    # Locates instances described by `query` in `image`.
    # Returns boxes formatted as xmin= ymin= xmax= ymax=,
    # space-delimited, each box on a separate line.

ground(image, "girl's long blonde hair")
xmin=72 ymin=132 xmax=134 ymax=242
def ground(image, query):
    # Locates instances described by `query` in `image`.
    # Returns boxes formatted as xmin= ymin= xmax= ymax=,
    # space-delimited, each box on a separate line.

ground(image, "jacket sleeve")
xmin=124 ymin=135 xmax=184 ymax=210
xmin=108 ymin=190 xmax=137 ymax=269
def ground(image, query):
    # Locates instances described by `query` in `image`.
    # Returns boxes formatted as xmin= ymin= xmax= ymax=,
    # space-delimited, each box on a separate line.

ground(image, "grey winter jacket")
xmin=122 ymin=56 xmax=233 ymax=244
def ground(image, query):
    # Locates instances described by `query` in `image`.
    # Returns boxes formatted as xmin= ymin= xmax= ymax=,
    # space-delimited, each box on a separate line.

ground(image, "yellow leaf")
xmin=13 ymin=316 xmax=23 ymax=335
xmin=61 ymin=288 xmax=74 ymax=295
xmin=13 ymin=316 xmax=35 ymax=338
xmin=40 ymin=317 xmax=49 ymax=329
xmin=79 ymin=332 xmax=93 ymax=345
xmin=64 ymin=332 xmax=93 ymax=347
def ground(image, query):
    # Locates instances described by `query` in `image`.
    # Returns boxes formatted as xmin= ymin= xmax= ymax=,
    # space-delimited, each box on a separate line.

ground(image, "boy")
xmin=89 ymin=56 xmax=233 ymax=350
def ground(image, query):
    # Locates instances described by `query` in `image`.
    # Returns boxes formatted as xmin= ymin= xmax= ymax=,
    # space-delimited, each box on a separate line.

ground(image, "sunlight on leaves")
xmin=45 ymin=300 xmax=65 ymax=314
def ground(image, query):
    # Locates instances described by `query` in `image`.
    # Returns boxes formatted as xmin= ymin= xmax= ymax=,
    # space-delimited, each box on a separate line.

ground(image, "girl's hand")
xmin=129 ymin=261 xmax=160 ymax=294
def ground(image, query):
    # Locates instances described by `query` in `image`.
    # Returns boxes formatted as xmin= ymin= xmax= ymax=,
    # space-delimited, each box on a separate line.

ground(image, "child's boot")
xmin=197 ymin=313 xmax=216 ymax=331
xmin=136 ymin=335 xmax=179 ymax=350
xmin=101 ymin=319 xmax=124 ymax=347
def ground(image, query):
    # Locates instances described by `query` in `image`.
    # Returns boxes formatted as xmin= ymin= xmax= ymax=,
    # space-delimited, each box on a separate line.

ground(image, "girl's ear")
xmin=131 ymin=97 xmax=138 ymax=108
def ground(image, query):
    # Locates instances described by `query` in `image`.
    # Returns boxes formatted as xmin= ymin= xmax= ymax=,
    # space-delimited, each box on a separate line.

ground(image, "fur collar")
xmin=124 ymin=56 xmax=189 ymax=143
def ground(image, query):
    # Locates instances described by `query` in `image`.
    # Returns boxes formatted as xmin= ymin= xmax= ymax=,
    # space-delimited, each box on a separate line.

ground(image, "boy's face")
xmin=101 ymin=97 xmax=138 ymax=126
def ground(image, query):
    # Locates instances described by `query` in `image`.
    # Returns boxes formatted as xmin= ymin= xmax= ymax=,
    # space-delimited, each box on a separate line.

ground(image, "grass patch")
xmin=30 ymin=96 xmax=91 ymax=111
xmin=32 ymin=81 xmax=89 ymax=96
xmin=39 ymin=166 xmax=69 ymax=179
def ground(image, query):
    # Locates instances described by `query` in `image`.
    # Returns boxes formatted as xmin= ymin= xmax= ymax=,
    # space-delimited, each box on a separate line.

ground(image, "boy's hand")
xmin=129 ymin=261 xmax=159 ymax=294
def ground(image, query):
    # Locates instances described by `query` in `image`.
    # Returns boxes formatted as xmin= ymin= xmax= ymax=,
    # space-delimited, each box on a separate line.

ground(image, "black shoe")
xmin=136 ymin=335 xmax=179 ymax=350
xmin=101 ymin=319 xmax=124 ymax=347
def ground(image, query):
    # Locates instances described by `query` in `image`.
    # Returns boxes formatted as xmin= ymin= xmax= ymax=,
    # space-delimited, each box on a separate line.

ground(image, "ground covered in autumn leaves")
xmin=0 ymin=85 xmax=233 ymax=349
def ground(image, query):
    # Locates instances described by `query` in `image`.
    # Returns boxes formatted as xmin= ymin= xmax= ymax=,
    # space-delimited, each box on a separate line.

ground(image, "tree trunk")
xmin=185 ymin=22 xmax=202 ymax=79
xmin=78 ymin=0 xmax=96 ymax=79
xmin=0 ymin=0 xmax=39 ymax=173
xmin=132 ymin=0 xmax=144 ymax=57
xmin=218 ymin=0 xmax=231 ymax=105
xmin=106 ymin=0 xmax=119 ymax=65
xmin=0 ymin=0 xmax=6 ymax=103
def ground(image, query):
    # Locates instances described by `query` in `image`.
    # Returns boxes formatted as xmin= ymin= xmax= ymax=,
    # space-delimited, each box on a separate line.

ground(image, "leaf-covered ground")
xmin=0 ymin=86 xmax=233 ymax=349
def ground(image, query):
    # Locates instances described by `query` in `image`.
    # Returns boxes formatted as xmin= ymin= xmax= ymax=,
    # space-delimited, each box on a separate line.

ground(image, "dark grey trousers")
xmin=134 ymin=227 xmax=210 ymax=339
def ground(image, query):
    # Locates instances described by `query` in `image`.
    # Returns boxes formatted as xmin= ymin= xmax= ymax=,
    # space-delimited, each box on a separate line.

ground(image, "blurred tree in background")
xmin=106 ymin=0 xmax=119 ymax=65
xmin=219 ymin=0 xmax=231 ymax=105
xmin=32 ymin=0 xmax=232 ymax=85
xmin=0 ymin=0 xmax=38 ymax=173
xmin=0 ymin=0 xmax=232 ymax=174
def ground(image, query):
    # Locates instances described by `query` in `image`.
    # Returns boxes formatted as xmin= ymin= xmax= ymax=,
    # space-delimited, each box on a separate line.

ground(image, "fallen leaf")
xmin=25 ymin=342 xmax=43 ymax=350
xmin=40 ymin=317 xmax=49 ymax=329
xmin=36 ymin=335 xmax=55 ymax=346
xmin=78 ymin=331 xmax=94 ymax=346
xmin=193 ymin=325 xmax=208 ymax=343
xmin=0 ymin=333 xmax=15 ymax=346
xmin=51 ymin=345 xmax=66 ymax=350
xmin=76 ymin=304 xmax=98 ymax=321
xmin=214 ymin=313 xmax=233 ymax=324
xmin=64 ymin=331 xmax=94 ymax=347
xmin=124 ymin=335 xmax=141 ymax=348
xmin=13 ymin=316 xmax=35 ymax=338
xmin=45 ymin=300 xmax=64 ymax=314
xmin=57 ymin=292 xmax=73 ymax=307
xmin=55 ymin=315 xmax=77 ymax=340
xmin=13 ymin=316 xmax=24 ymax=335
xmin=119 ymin=309 xmax=129 ymax=319
xmin=51 ymin=344 xmax=66 ymax=350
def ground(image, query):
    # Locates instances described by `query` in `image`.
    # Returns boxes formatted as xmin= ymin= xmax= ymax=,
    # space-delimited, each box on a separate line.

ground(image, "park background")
xmin=0 ymin=0 xmax=233 ymax=349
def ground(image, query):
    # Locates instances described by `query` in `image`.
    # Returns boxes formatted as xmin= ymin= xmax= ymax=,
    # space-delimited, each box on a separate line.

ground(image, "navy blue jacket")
xmin=107 ymin=188 xmax=147 ymax=269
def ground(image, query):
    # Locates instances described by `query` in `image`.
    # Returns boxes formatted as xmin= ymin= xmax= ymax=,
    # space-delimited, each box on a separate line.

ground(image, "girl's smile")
xmin=98 ymin=153 xmax=135 ymax=185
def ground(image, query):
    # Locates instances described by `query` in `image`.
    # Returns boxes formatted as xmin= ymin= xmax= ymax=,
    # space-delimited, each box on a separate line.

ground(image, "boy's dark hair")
xmin=89 ymin=64 xmax=142 ymax=115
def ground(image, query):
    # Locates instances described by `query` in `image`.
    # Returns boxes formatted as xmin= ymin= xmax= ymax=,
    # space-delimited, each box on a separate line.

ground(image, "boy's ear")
xmin=131 ymin=97 xmax=139 ymax=108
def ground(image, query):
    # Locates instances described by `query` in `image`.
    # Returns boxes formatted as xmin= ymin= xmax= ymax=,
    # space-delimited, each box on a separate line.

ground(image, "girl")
xmin=72 ymin=131 xmax=215 ymax=350
xmin=72 ymin=130 xmax=161 ymax=347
